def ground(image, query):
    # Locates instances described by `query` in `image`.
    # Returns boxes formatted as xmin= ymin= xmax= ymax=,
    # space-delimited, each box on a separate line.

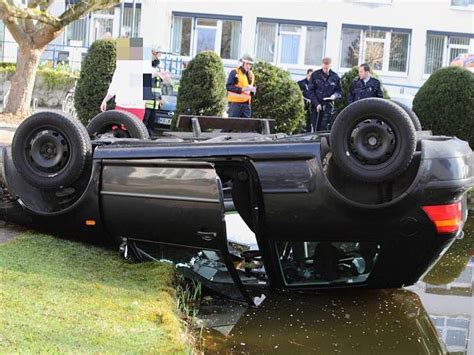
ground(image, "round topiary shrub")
xmin=74 ymin=39 xmax=116 ymax=125
xmin=175 ymin=51 xmax=227 ymax=121
xmin=251 ymin=61 xmax=305 ymax=134
xmin=413 ymin=66 xmax=474 ymax=148
xmin=335 ymin=66 xmax=390 ymax=113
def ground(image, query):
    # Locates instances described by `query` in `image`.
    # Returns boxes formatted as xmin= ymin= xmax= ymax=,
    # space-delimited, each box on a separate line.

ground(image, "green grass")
xmin=0 ymin=232 xmax=191 ymax=353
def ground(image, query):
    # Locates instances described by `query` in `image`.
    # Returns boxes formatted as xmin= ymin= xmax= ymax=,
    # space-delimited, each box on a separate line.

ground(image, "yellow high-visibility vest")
xmin=227 ymin=67 xmax=254 ymax=104
xmin=145 ymin=77 xmax=162 ymax=109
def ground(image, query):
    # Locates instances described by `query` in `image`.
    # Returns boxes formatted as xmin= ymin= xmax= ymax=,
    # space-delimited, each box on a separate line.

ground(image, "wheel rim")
xmin=25 ymin=128 xmax=70 ymax=175
xmin=349 ymin=117 xmax=396 ymax=165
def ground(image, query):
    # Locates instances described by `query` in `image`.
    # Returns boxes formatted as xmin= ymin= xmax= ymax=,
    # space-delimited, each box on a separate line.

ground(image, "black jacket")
xmin=348 ymin=76 xmax=384 ymax=104
xmin=297 ymin=78 xmax=311 ymax=100
xmin=308 ymin=69 xmax=342 ymax=106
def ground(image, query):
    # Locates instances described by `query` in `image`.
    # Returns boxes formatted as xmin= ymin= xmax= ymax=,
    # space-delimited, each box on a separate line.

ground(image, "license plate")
xmin=157 ymin=117 xmax=172 ymax=125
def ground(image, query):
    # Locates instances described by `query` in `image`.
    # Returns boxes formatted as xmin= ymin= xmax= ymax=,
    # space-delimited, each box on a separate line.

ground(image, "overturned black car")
xmin=0 ymin=98 xmax=472 ymax=304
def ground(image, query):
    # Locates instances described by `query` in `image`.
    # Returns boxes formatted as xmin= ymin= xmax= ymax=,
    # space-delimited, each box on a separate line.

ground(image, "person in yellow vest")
xmin=226 ymin=53 xmax=256 ymax=118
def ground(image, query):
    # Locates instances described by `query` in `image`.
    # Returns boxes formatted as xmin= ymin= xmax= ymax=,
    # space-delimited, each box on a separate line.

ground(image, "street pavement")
xmin=0 ymin=123 xmax=16 ymax=145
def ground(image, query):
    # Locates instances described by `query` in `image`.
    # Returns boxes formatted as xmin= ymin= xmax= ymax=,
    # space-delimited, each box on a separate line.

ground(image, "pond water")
xmin=200 ymin=213 xmax=474 ymax=354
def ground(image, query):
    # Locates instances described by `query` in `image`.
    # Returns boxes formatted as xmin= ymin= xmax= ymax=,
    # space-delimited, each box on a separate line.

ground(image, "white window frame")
xmin=171 ymin=15 xmax=242 ymax=64
xmin=193 ymin=19 xmax=221 ymax=56
xmin=450 ymin=0 xmax=474 ymax=11
xmin=423 ymin=33 xmax=474 ymax=77
xmin=339 ymin=27 xmax=410 ymax=77
xmin=277 ymin=25 xmax=304 ymax=66
xmin=256 ymin=21 xmax=326 ymax=69
xmin=431 ymin=316 xmax=470 ymax=353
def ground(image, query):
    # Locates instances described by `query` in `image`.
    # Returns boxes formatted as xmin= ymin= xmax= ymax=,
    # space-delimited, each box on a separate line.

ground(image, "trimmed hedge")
xmin=0 ymin=62 xmax=77 ymax=107
xmin=251 ymin=61 xmax=305 ymax=134
xmin=74 ymin=39 xmax=116 ymax=125
xmin=335 ymin=66 xmax=390 ymax=113
xmin=175 ymin=51 xmax=227 ymax=122
xmin=413 ymin=66 xmax=474 ymax=148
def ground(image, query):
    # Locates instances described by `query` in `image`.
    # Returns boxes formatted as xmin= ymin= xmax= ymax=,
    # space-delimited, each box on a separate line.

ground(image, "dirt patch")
xmin=0 ymin=221 xmax=25 ymax=244
xmin=0 ymin=113 xmax=27 ymax=125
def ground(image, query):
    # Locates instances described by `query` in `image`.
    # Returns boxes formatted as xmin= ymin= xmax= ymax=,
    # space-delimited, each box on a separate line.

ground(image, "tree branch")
xmin=0 ymin=0 xmax=61 ymax=28
xmin=59 ymin=0 xmax=120 ymax=28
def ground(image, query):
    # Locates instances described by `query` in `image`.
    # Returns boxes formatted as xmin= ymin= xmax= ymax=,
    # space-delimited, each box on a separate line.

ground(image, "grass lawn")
xmin=0 ymin=232 xmax=192 ymax=353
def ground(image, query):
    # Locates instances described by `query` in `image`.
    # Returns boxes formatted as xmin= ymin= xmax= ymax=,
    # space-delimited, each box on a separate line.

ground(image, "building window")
xmin=172 ymin=17 xmax=193 ymax=56
xmin=451 ymin=0 xmax=474 ymax=9
xmin=424 ymin=34 xmax=445 ymax=74
xmin=255 ymin=20 xmax=326 ymax=66
xmin=66 ymin=16 xmax=89 ymax=46
xmin=424 ymin=32 xmax=474 ymax=75
xmin=431 ymin=316 xmax=470 ymax=353
xmin=340 ymin=26 xmax=410 ymax=74
xmin=122 ymin=6 xmax=141 ymax=38
xmin=171 ymin=14 xmax=241 ymax=60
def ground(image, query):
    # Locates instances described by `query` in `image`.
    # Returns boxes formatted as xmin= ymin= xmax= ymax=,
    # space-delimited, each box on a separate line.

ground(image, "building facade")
xmin=1 ymin=0 xmax=473 ymax=99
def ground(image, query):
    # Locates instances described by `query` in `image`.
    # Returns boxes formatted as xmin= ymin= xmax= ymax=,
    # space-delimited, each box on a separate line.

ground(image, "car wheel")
xmin=330 ymin=98 xmax=416 ymax=183
xmin=87 ymin=110 xmax=149 ymax=140
xmin=391 ymin=99 xmax=422 ymax=131
xmin=11 ymin=111 xmax=92 ymax=189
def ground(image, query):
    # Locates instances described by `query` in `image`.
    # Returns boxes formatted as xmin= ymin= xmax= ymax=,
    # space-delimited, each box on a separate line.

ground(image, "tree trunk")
xmin=4 ymin=44 xmax=44 ymax=117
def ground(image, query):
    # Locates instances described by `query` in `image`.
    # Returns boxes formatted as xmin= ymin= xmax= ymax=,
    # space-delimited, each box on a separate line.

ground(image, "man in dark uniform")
xmin=297 ymin=69 xmax=313 ymax=132
xmin=308 ymin=57 xmax=342 ymax=132
xmin=348 ymin=63 xmax=384 ymax=104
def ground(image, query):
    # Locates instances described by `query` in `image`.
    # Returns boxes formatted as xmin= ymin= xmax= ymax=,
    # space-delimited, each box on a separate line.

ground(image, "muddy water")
xmin=201 ymin=214 xmax=473 ymax=354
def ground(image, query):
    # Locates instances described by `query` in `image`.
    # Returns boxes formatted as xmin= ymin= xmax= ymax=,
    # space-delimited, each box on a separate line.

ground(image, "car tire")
xmin=11 ymin=111 xmax=92 ymax=189
xmin=87 ymin=110 xmax=150 ymax=140
xmin=330 ymin=98 xmax=416 ymax=183
xmin=391 ymin=99 xmax=422 ymax=131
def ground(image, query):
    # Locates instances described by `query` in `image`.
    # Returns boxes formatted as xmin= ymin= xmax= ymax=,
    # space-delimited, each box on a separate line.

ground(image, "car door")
xmin=100 ymin=159 xmax=227 ymax=251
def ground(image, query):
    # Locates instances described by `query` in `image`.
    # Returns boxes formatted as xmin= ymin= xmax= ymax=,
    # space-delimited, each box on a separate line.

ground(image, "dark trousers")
xmin=143 ymin=107 xmax=156 ymax=135
xmin=309 ymin=104 xmax=334 ymax=132
xmin=228 ymin=102 xmax=251 ymax=118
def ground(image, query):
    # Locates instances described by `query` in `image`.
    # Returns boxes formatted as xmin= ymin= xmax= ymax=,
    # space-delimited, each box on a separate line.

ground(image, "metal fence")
xmin=0 ymin=40 xmax=89 ymax=71
xmin=1 ymin=40 xmax=185 ymax=76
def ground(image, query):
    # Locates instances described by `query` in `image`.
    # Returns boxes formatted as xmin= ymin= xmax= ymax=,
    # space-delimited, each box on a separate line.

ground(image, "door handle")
xmin=197 ymin=231 xmax=217 ymax=241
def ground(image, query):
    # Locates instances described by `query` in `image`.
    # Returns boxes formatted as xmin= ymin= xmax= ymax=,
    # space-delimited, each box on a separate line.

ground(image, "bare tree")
xmin=0 ymin=0 xmax=120 ymax=117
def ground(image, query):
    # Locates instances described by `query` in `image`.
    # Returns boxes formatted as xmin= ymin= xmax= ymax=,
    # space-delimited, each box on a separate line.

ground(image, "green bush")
xmin=413 ymin=66 xmax=474 ymax=148
xmin=335 ymin=66 xmax=390 ymax=113
xmin=175 ymin=51 xmax=227 ymax=123
xmin=74 ymin=39 xmax=116 ymax=125
xmin=251 ymin=61 xmax=305 ymax=134
xmin=0 ymin=62 xmax=77 ymax=106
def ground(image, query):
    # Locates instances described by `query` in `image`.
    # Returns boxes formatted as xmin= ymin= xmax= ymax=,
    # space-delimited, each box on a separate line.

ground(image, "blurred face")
xmin=242 ymin=62 xmax=252 ymax=72
xmin=306 ymin=71 xmax=313 ymax=80
xmin=322 ymin=60 xmax=331 ymax=72
xmin=152 ymin=50 xmax=161 ymax=60
xmin=359 ymin=66 xmax=369 ymax=80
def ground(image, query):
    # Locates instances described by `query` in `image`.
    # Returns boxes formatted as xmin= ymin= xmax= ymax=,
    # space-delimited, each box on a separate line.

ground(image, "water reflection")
xmin=202 ymin=289 xmax=444 ymax=354
xmin=410 ymin=214 xmax=473 ymax=354
xmin=201 ymin=214 xmax=473 ymax=354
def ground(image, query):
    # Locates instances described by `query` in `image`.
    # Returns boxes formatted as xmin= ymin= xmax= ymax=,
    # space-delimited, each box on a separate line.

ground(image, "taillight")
xmin=422 ymin=203 xmax=462 ymax=234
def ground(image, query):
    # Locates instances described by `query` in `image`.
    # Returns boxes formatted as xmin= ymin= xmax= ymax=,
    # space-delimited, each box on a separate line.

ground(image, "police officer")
xmin=226 ymin=53 xmax=256 ymax=118
xmin=348 ymin=63 xmax=384 ymax=104
xmin=308 ymin=57 xmax=342 ymax=132
xmin=297 ymin=68 xmax=313 ymax=100
xmin=297 ymin=69 xmax=313 ymax=132
xmin=143 ymin=45 xmax=170 ymax=135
